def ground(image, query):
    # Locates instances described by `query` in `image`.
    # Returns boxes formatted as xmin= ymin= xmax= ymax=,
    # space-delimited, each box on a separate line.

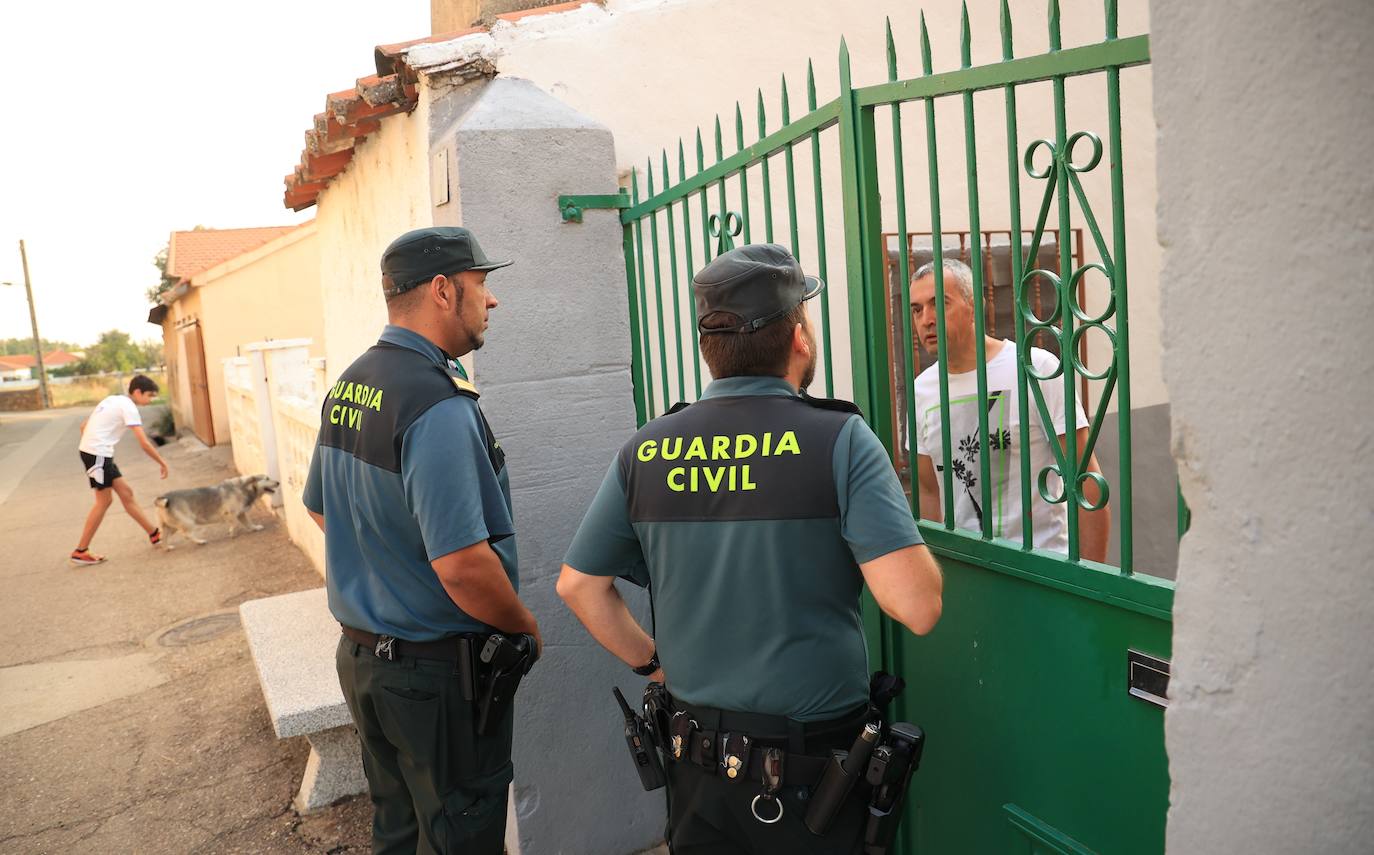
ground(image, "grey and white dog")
xmin=153 ymin=474 xmax=279 ymax=547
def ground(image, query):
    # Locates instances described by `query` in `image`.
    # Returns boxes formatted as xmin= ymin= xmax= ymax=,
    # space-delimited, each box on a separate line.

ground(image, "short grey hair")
xmin=912 ymin=258 xmax=974 ymax=304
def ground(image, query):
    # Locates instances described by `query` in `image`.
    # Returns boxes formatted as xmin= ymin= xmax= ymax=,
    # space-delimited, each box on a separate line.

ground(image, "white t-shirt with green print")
xmin=912 ymin=341 xmax=1086 ymax=553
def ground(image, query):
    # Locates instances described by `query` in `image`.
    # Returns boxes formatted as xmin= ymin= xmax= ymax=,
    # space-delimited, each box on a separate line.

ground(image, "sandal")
xmin=70 ymin=548 xmax=106 ymax=566
xmin=148 ymin=528 xmax=162 ymax=546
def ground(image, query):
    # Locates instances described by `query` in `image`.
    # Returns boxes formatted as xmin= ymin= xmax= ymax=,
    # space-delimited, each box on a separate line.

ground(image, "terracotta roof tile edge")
xmin=494 ymin=1 xmax=604 ymax=25
xmin=375 ymin=26 xmax=488 ymax=76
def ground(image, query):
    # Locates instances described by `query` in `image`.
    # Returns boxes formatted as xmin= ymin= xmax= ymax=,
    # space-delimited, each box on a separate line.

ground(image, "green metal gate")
xmin=560 ymin=2 xmax=1174 ymax=851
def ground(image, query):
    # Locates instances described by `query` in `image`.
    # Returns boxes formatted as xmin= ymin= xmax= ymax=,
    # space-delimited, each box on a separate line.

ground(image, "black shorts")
xmin=79 ymin=451 xmax=122 ymax=490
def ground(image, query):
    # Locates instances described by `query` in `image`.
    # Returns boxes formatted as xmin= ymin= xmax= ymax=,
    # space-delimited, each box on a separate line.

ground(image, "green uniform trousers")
xmin=336 ymin=636 xmax=513 ymax=855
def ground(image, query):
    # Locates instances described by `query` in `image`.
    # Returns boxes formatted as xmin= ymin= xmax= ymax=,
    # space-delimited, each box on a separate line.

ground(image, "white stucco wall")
xmin=1155 ymin=0 xmax=1374 ymax=850
xmin=315 ymin=91 xmax=434 ymax=379
xmin=484 ymin=0 xmax=1163 ymax=410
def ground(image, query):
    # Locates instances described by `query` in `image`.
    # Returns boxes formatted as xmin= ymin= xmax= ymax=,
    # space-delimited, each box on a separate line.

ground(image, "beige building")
xmin=149 ymin=223 xmax=322 ymax=445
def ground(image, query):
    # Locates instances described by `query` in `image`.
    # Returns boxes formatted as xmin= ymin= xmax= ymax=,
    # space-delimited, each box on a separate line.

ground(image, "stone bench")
xmin=240 ymin=587 xmax=366 ymax=812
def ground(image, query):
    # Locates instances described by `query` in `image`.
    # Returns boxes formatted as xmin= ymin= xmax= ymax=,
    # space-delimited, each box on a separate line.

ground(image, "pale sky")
xmin=0 ymin=1 xmax=432 ymax=347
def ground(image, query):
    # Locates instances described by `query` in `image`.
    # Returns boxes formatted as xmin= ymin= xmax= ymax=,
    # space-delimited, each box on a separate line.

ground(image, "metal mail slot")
xmin=1128 ymin=649 xmax=1170 ymax=709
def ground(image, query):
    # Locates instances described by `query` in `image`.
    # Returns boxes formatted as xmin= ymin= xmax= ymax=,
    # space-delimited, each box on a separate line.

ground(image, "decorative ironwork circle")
xmin=1024 ymin=139 xmax=1057 ymax=180
xmin=1068 ymin=262 xmax=1117 ymax=325
xmin=1037 ymin=463 xmax=1068 ymax=506
xmin=708 ymin=211 xmax=743 ymax=254
xmin=1070 ymin=322 xmax=1117 ymax=381
xmin=1065 ymin=131 xmax=1104 ymax=174
xmin=1021 ymin=334 xmax=1065 ymax=381
xmin=1019 ymin=268 xmax=1063 ymax=326
xmin=1076 ymin=470 xmax=1110 ymax=512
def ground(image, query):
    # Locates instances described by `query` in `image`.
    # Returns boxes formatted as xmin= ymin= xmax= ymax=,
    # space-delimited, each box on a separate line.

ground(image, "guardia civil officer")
xmin=303 ymin=227 xmax=539 ymax=855
xmin=558 ymin=243 xmax=944 ymax=854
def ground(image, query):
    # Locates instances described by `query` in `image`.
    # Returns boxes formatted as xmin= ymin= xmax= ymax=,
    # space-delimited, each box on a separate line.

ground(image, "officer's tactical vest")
xmin=619 ymin=393 xmax=859 ymax=522
xmin=318 ymin=343 xmax=504 ymax=474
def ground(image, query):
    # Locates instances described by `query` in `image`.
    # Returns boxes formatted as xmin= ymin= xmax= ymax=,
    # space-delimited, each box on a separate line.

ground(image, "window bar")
xmin=662 ymin=150 xmax=686 ymax=405
xmin=646 ymin=158 xmax=672 ymax=416
xmin=680 ymin=140 xmax=704 ymax=398
xmin=807 ymin=59 xmax=836 ymax=397
xmin=1106 ymin=0 xmax=1134 ymax=571
xmin=921 ymin=13 xmax=957 ymax=527
xmin=886 ymin=17 xmax=921 ymax=520
xmin=630 ymin=169 xmax=656 ymax=420
xmin=1049 ymin=0 xmax=1083 ymax=561
xmin=697 ymin=128 xmax=713 ymax=274
xmin=961 ymin=2 xmax=995 ymax=540
xmin=621 ymin=217 xmax=648 ymax=426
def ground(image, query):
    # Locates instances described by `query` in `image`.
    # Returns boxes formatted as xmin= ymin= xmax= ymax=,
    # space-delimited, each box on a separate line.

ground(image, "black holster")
xmin=475 ymin=633 xmax=537 ymax=736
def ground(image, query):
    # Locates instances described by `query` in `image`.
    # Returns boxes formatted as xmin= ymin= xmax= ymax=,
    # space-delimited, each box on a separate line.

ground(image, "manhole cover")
xmin=158 ymin=612 xmax=240 ymax=647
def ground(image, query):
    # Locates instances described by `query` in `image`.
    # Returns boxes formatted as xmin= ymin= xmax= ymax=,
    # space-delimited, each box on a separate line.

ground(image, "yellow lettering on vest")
xmin=727 ymin=466 xmax=736 ymax=491
xmin=637 ymin=440 xmax=658 ymax=462
xmin=348 ymin=408 xmax=361 ymax=430
xmin=684 ymin=437 xmax=707 ymax=461
xmin=370 ymin=389 xmax=383 ymax=411
xmin=742 ymin=464 xmax=757 ymax=490
xmin=735 ymin=434 xmax=757 ymax=459
xmin=343 ymin=383 xmax=356 ymax=403
xmin=667 ymin=467 xmax=685 ymax=492
xmin=762 ymin=432 xmax=773 ymax=455
xmin=690 ymin=467 xmax=699 ymax=492
xmin=774 ymin=430 xmax=800 ymax=455
xmin=712 ymin=435 xmax=730 ymax=460
xmin=661 ymin=437 xmax=683 ymax=461
xmin=330 ymin=381 xmax=342 ymax=399
xmin=703 ymin=466 xmax=726 ymax=492
xmin=329 ymin=404 xmax=342 ymax=425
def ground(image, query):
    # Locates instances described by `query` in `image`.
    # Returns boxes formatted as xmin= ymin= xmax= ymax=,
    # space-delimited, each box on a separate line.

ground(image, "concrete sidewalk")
xmin=0 ymin=408 xmax=371 ymax=852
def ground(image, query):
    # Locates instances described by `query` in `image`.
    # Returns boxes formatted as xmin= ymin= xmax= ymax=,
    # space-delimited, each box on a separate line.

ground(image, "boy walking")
xmin=71 ymin=374 xmax=169 ymax=565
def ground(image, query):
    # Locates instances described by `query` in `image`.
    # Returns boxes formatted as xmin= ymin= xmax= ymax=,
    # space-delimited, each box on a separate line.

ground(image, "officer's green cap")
xmin=381 ymin=227 xmax=512 ymax=296
xmin=693 ymin=243 xmax=824 ymax=334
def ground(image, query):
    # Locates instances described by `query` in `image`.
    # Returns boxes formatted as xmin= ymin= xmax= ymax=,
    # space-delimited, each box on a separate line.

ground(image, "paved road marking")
xmin=0 ymin=653 xmax=168 ymax=738
xmin=0 ymin=413 xmax=76 ymax=507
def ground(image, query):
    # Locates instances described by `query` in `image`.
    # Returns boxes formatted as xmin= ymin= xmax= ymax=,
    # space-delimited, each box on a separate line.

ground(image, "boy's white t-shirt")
xmin=911 ymin=341 xmax=1086 ymax=553
xmin=79 ymin=395 xmax=142 ymax=457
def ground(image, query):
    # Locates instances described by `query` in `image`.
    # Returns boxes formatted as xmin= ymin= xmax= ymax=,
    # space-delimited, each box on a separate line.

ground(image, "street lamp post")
xmin=4 ymin=240 xmax=52 ymax=409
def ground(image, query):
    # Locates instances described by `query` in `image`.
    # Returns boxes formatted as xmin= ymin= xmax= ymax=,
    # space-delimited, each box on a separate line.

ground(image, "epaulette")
xmin=799 ymin=392 xmax=862 ymax=416
xmin=450 ymin=375 xmax=479 ymax=399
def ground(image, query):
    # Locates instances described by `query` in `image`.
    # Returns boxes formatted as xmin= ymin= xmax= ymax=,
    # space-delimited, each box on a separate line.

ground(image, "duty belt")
xmin=340 ymin=623 xmax=480 ymax=662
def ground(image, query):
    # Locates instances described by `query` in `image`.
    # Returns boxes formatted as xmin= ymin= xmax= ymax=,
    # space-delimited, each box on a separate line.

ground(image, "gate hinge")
xmin=558 ymin=190 xmax=630 ymax=223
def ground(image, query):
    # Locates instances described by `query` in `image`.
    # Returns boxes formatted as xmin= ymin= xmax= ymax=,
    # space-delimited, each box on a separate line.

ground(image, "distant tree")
xmin=0 ymin=337 xmax=80 ymax=356
xmin=74 ymin=330 xmax=146 ymax=374
xmin=137 ymin=339 xmax=165 ymax=369
xmin=146 ymin=245 xmax=180 ymax=305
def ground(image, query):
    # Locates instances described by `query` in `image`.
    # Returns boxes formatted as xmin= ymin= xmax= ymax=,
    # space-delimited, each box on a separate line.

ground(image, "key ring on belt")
xmin=750 ymin=794 xmax=784 ymax=824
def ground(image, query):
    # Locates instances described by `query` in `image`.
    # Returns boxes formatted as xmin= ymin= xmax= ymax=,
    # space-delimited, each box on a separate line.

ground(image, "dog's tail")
xmin=154 ymin=496 xmax=169 ymax=508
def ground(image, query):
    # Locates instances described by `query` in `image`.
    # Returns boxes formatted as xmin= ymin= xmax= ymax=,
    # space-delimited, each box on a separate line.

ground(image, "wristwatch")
xmin=632 ymin=650 xmax=660 ymax=676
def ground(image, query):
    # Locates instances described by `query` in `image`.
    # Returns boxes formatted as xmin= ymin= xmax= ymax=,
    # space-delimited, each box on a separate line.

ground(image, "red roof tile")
xmin=495 ymin=1 xmax=597 ymax=24
xmin=167 ymin=226 xmax=300 ymax=282
xmin=0 ymin=350 xmax=81 ymax=368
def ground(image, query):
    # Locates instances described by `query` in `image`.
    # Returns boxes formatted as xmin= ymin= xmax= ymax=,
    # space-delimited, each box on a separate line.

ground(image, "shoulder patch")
xmin=450 ymin=375 xmax=479 ymax=399
xmin=800 ymin=393 xmax=863 ymax=416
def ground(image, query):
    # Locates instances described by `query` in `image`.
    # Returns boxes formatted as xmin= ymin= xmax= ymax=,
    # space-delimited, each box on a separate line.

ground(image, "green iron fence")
xmin=561 ymin=0 xmax=1176 ymax=579
xmin=561 ymin=1 xmax=1176 ymax=850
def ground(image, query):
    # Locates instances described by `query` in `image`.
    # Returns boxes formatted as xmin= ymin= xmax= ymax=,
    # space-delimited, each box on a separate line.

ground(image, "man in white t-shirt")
xmin=908 ymin=259 xmax=1110 ymax=561
xmin=71 ymin=374 xmax=170 ymax=565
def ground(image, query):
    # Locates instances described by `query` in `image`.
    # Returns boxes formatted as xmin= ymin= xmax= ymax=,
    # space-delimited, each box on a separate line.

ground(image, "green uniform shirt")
xmin=565 ymin=376 xmax=922 ymax=721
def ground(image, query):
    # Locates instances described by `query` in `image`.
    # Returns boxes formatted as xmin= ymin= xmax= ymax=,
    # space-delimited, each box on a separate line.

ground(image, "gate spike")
xmin=1105 ymin=0 xmax=1118 ymax=39
xmin=838 ymin=36 xmax=852 ymax=87
xmin=646 ymin=157 xmax=655 ymax=195
xmin=1048 ymin=0 xmax=1062 ymax=51
xmin=780 ymin=74 xmax=791 ymax=123
xmin=630 ymin=166 xmax=640 ymax=203
xmin=919 ymin=13 xmax=933 ymax=76
xmin=757 ymin=89 xmax=767 ymax=140
xmin=678 ymin=139 xmax=687 ymax=182
xmin=1000 ymin=0 xmax=1014 ymax=60
xmin=960 ymin=2 xmax=972 ymax=69
xmin=661 ymin=150 xmax=671 ymax=190
xmin=885 ymin=17 xmax=898 ymax=81
xmin=735 ymin=101 xmax=745 ymax=151
xmin=714 ymin=115 xmax=724 ymax=161
xmin=696 ymin=127 xmax=705 ymax=172
xmin=806 ymin=59 xmax=818 ymax=110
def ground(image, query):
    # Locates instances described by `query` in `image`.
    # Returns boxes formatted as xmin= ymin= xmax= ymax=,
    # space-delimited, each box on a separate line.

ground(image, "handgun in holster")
xmin=475 ymin=633 xmax=537 ymax=736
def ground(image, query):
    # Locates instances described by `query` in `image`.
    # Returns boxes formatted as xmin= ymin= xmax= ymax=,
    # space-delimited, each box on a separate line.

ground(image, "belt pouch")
xmin=720 ymin=732 xmax=752 ymax=781
xmin=690 ymin=728 xmax=718 ymax=768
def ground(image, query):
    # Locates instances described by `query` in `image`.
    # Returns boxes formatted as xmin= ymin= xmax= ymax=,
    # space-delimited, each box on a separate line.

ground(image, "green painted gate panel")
xmin=890 ymin=542 xmax=1170 ymax=854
